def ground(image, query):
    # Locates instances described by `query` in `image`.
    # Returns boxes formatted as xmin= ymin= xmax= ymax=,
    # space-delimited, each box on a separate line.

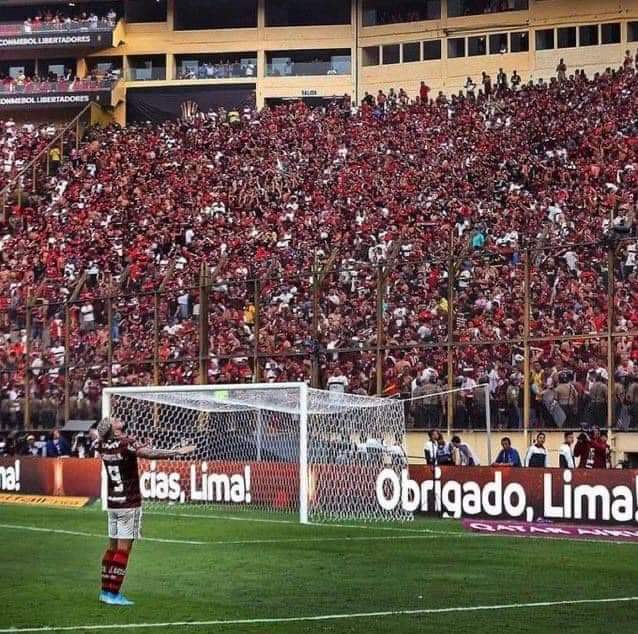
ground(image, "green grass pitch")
xmin=1 ymin=503 xmax=638 ymax=633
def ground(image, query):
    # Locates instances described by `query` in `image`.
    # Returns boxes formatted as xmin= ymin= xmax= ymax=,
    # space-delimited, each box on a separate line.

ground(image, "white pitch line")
xmin=3 ymin=511 xmax=636 ymax=546
xmin=145 ymin=510 xmax=302 ymax=526
xmin=1 ymin=596 xmax=637 ymax=633
xmin=0 ymin=523 xmax=209 ymax=545
xmin=143 ymin=512 xmax=638 ymax=545
xmin=145 ymin=510 xmax=434 ymax=533
xmin=0 ymin=523 xmax=438 ymax=546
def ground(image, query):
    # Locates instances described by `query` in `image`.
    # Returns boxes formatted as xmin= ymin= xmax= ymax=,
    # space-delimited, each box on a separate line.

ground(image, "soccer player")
xmin=97 ymin=417 xmax=193 ymax=606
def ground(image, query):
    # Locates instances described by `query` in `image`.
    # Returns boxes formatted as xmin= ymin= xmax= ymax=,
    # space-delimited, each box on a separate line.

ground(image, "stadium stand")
xmin=0 ymin=8 xmax=117 ymax=36
xmin=0 ymin=119 xmax=57 ymax=190
xmin=0 ymin=63 xmax=637 ymax=433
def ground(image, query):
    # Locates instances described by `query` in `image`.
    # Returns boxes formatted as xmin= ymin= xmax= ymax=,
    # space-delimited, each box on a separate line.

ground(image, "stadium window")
xmin=535 ymin=29 xmax=555 ymax=51
xmin=127 ymin=55 xmax=166 ymax=81
xmin=448 ymin=38 xmax=465 ymax=59
xmin=579 ymin=25 xmax=599 ymax=47
xmin=43 ymin=58 xmax=76 ymax=79
xmin=629 ymin=22 xmax=638 ymax=42
xmin=402 ymin=42 xmax=421 ymax=63
xmin=468 ymin=36 xmax=487 ymax=57
xmin=362 ymin=46 xmax=380 ymax=67
xmin=87 ymin=56 xmax=123 ymax=78
xmin=382 ymin=44 xmax=400 ymax=65
xmin=125 ymin=0 xmax=167 ymax=23
xmin=557 ymin=27 xmax=577 ymax=49
xmin=2 ymin=60 xmax=34 ymax=78
xmin=601 ymin=23 xmax=621 ymax=45
xmin=174 ymin=53 xmax=257 ymax=80
xmin=175 ymin=0 xmax=257 ymax=30
xmin=422 ymin=39 xmax=442 ymax=60
xmin=489 ymin=33 xmax=508 ymax=55
xmin=265 ymin=49 xmax=351 ymax=76
xmin=265 ymin=0 xmax=350 ymax=27
xmin=510 ymin=31 xmax=529 ymax=53
xmin=362 ymin=0 xmax=441 ymax=27
xmin=447 ymin=0 xmax=528 ymax=19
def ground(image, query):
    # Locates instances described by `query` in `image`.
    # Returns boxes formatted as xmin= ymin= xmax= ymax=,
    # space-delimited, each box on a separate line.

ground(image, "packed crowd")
xmin=1 ymin=62 xmax=638 ymax=430
xmin=0 ymin=8 xmax=117 ymax=36
xmin=0 ymin=118 xmax=58 ymax=191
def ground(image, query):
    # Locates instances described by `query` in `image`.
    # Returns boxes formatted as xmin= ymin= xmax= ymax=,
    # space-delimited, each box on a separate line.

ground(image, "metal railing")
xmin=0 ymin=79 xmax=115 ymax=94
xmin=126 ymin=68 xmax=167 ymax=82
xmin=0 ymin=236 xmax=636 ymax=433
xmin=265 ymin=61 xmax=351 ymax=77
xmin=0 ymin=102 xmax=94 ymax=221
xmin=0 ymin=19 xmax=116 ymax=37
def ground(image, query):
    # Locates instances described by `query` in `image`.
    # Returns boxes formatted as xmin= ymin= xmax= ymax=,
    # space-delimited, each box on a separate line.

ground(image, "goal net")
xmin=102 ymin=383 xmax=409 ymax=523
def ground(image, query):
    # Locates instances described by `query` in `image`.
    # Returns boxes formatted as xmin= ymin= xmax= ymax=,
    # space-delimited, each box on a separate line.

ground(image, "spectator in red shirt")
xmin=419 ymin=81 xmax=430 ymax=104
xmin=574 ymin=427 xmax=610 ymax=469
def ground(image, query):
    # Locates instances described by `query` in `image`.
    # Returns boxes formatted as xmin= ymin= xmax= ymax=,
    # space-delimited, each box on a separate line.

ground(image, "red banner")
xmin=0 ymin=457 xmax=101 ymax=497
xmin=3 ymin=457 xmax=638 ymax=525
xmin=137 ymin=459 xmax=298 ymax=508
xmin=0 ymin=457 xmax=298 ymax=509
xmin=403 ymin=465 xmax=638 ymax=525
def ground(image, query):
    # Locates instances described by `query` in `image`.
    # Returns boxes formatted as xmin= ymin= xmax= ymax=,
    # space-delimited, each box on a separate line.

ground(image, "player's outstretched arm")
xmin=135 ymin=445 xmax=196 ymax=459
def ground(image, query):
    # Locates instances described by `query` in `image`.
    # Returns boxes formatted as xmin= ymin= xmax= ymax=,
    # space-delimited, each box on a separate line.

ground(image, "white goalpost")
xmin=102 ymin=383 xmax=409 ymax=524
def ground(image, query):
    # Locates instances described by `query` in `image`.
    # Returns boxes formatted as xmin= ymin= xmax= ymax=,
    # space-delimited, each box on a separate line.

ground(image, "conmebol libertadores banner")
xmin=0 ymin=33 xmax=109 ymax=48
xmin=0 ymin=90 xmax=111 ymax=110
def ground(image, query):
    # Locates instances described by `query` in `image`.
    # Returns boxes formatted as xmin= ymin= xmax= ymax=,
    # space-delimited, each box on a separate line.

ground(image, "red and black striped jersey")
xmin=98 ymin=436 xmax=142 ymax=509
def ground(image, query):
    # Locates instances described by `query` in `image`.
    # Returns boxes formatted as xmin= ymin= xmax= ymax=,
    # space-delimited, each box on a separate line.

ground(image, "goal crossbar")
xmin=103 ymin=383 xmax=397 ymax=415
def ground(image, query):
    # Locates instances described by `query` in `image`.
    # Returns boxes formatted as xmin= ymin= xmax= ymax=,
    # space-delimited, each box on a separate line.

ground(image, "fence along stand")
xmin=153 ymin=290 xmax=160 ymax=385
xmin=106 ymin=287 xmax=113 ymax=387
xmin=253 ymin=275 xmax=261 ymax=383
xmin=63 ymin=302 xmax=71 ymax=424
xmin=375 ymin=262 xmax=384 ymax=396
xmin=375 ymin=240 xmax=402 ymax=396
xmin=523 ymin=249 xmax=531 ymax=446
xmin=446 ymin=238 xmax=455 ymax=434
xmin=607 ymin=238 xmax=616 ymax=463
xmin=199 ymin=263 xmax=210 ymax=385
xmin=25 ymin=295 xmax=33 ymax=428
xmin=311 ymin=250 xmax=337 ymax=389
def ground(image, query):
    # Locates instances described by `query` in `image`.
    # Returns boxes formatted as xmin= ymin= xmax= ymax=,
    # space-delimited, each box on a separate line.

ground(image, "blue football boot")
xmin=110 ymin=593 xmax=135 ymax=606
xmin=99 ymin=591 xmax=115 ymax=604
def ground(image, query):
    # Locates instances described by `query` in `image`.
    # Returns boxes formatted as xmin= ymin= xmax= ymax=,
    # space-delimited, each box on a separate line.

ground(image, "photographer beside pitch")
xmin=96 ymin=417 xmax=194 ymax=606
